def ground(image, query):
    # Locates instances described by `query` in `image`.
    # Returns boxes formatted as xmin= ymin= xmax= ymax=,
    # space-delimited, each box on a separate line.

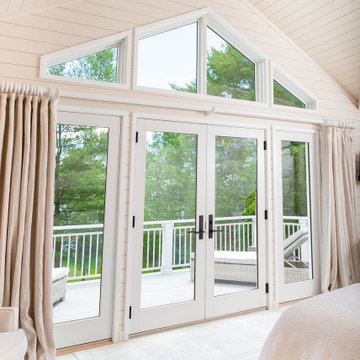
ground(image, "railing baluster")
xmin=67 ymin=236 xmax=71 ymax=270
xmin=81 ymin=235 xmax=85 ymax=279
xmin=88 ymin=235 xmax=92 ymax=276
xmin=95 ymin=234 xmax=99 ymax=275
xmin=184 ymin=227 xmax=187 ymax=264
xmin=53 ymin=236 xmax=56 ymax=267
xmin=146 ymin=230 xmax=150 ymax=269
xmin=159 ymin=230 xmax=162 ymax=267
xmin=74 ymin=235 xmax=78 ymax=278
xmin=59 ymin=236 xmax=63 ymax=266
xmin=152 ymin=230 xmax=156 ymax=269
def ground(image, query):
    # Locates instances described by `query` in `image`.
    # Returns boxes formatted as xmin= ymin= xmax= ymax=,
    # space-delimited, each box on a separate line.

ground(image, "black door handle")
xmin=187 ymin=215 xmax=205 ymax=239
xmin=208 ymin=214 xmax=223 ymax=238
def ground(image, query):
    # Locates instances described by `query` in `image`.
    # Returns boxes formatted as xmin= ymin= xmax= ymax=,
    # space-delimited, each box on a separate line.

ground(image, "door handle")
xmin=208 ymin=214 xmax=223 ymax=239
xmin=187 ymin=215 xmax=205 ymax=240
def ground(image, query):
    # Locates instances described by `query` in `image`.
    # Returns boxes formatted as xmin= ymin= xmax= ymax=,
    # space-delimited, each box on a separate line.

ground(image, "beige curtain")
xmin=0 ymin=83 xmax=58 ymax=360
xmin=320 ymin=125 xmax=360 ymax=292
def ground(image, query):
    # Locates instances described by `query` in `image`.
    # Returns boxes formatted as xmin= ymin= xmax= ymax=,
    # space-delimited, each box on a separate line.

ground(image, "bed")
xmin=260 ymin=283 xmax=360 ymax=360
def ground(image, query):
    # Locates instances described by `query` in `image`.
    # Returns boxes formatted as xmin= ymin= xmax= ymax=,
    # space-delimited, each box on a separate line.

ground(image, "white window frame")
xmin=133 ymin=8 xmax=269 ymax=106
xmin=39 ymin=30 xmax=132 ymax=89
xmin=271 ymin=63 xmax=318 ymax=111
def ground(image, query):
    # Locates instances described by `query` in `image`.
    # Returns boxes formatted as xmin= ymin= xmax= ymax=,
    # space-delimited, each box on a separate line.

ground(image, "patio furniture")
xmin=0 ymin=307 xmax=28 ymax=360
xmin=52 ymin=267 xmax=69 ymax=304
xmin=190 ymin=229 xmax=310 ymax=283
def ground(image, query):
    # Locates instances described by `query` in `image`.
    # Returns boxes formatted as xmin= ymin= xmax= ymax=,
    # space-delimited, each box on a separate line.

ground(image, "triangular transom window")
xmin=134 ymin=9 xmax=267 ymax=103
xmin=273 ymin=80 xmax=305 ymax=109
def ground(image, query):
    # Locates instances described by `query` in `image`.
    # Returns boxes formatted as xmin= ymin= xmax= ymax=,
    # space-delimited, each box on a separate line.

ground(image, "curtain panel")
xmin=320 ymin=126 xmax=360 ymax=292
xmin=0 ymin=83 xmax=58 ymax=360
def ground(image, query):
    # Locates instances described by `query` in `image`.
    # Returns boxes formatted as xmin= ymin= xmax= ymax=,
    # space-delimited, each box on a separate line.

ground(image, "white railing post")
xmin=299 ymin=218 xmax=308 ymax=230
xmin=161 ymin=221 xmax=174 ymax=274
xmin=251 ymin=217 xmax=256 ymax=248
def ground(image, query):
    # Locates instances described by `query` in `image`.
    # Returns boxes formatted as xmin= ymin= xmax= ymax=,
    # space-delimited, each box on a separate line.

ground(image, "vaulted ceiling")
xmin=1 ymin=0 xmax=359 ymax=105
xmin=248 ymin=0 xmax=360 ymax=105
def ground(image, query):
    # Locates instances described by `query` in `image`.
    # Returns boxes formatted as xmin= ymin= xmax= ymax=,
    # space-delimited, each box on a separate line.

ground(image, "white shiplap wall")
xmin=0 ymin=0 xmax=359 ymax=343
xmin=248 ymin=0 xmax=360 ymax=105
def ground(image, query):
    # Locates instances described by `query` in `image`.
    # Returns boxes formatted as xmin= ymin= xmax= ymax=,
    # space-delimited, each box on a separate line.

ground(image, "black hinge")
xmin=129 ymin=306 xmax=132 ymax=319
xmin=265 ymin=283 xmax=269 ymax=294
xmin=263 ymin=141 xmax=267 ymax=150
xmin=135 ymin=131 xmax=139 ymax=143
xmin=264 ymin=210 xmax=268 ymax=220
xmin=132 ymin=216 xmax=135 ymax=228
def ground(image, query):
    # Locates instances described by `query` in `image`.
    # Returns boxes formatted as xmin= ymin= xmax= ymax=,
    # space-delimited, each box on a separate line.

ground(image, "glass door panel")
xmin=53 ymin=124 xmax=109 ymax=323
xmin=213 ymin=136 xmax=258 ymax=296
xmin=54 ymin=111 xmax=119 ymax=349
xmin=281 ymin=141 xmax=313 ymax=284
xmin=130 ymin=120 xmax=206 ymax=334
xmin=140 ymin=131 xmax=198 ymax=308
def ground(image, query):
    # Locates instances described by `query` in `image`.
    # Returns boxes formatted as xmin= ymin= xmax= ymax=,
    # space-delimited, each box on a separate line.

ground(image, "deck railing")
xmin=53 ymin=216 xmax=308 ymax=280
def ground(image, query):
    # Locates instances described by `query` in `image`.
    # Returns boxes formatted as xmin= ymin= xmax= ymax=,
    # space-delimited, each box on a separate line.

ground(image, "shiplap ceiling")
xmin=248 ymin=0 xmax=360 ymax=104
xmin=1 ymin=0 xmax=359 ymax=104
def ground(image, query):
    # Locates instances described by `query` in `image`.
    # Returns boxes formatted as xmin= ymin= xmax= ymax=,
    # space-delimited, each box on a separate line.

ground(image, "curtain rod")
xmin=1 ymin=81 xmax=59 ymax=98
xmin=62 ymin=90 xmax=358 ymax=128
xmin=322 ymin=119 xmax=358 ymax=129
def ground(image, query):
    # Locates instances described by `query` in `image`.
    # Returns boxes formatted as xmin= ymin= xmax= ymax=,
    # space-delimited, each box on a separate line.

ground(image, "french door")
xmin=53 ymin=111 xmax=120 ymax=348
xmin=129 ymin=119 xmax=267 ymax=334
xmin=274 ymin=130 xmax=320 ymax=303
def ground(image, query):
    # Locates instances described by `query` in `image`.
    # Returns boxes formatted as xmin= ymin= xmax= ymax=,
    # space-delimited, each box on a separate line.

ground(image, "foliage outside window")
xmin=273 ymin=80 xmax=305 ymax=108
xmin=281 ymin=141 xmax=308 ymax=217
xmin=48 ymin=47 xmax=119 ymax=83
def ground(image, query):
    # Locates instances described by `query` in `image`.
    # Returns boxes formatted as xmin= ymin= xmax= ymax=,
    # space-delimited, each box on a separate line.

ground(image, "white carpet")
xmin=57 ymin=307 xmax=287 ymax=360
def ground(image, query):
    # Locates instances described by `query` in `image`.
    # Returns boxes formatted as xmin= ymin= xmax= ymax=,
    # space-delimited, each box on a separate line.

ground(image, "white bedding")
xmin=260 ymin=283 xmax=360 ymax=360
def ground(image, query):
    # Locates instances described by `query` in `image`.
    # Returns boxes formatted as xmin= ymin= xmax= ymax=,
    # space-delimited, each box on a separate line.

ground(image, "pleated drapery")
xmin=320 ymin=125 xmax=360 ymax=292
xmin=0 ymin=83 xmax=58 ymax=360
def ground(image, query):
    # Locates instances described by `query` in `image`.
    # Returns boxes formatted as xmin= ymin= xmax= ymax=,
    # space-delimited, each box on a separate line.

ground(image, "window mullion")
xmin=197 ymin=16 xmax=207 ymax=95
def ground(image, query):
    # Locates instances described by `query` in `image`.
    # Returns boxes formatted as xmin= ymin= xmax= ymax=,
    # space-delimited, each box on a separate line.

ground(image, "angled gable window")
xmin=137 ymin=23 xmax=198 ymax=93
xmin=207 ymin=27 xmax=255 ymax=101
xmin=272 ymin=65 xmax=317 ymax=110
xmin=40 ymin=31 xmax=131 ymax=88
xmin=273 ymin=80 xmax=305 ymax=109
xmin=47 ymin=46 xmax=119 ymax=83
xmin=134 ymin=9 xmax=267 ymax=103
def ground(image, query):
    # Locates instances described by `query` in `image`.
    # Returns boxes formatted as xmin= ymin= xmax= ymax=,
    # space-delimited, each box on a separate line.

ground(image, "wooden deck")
xmin=53 ymin=269 xmax=255 ymax=323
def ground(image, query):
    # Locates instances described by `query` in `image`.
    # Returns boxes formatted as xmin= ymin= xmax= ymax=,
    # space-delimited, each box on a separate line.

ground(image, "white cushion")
xmin=0 ymin=308 xmax=18 ymax=332
xmin=283 ymin=228 xmax=308 ymax=250
xmin=214 ymin=251 xmax=257 ymax=265
xmin=52 ymin=267 xmax=69 ymax=282
xmin=0 ymin=329 xmax=27 ymax=360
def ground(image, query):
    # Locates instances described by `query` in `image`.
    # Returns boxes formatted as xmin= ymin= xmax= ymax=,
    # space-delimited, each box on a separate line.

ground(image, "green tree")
xmin=170 ymin=42 xmax=255 ymax=100
xmin=54 ymin=125 xmax=108 ymax=226
xmin=48 ymin=47 xmax=118 ymax=82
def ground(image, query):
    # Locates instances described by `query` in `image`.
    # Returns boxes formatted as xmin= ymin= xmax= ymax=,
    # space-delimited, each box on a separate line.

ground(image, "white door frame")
xmin=273 ymin=128 xmax=320 ymax=304
xmin=54 ymin=109 xmax=123 ymax=348
xmin=128 ymin=119 xmax=207 ymax=334
xmin=127 ymin=116 xmax=269 ymax=335
xmin=205 ymin=125 xmax=268 ymax=317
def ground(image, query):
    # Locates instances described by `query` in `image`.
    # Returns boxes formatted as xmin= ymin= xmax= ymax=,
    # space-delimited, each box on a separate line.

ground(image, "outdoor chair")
xmin=190 ymin=228 xmax=310 ymax=284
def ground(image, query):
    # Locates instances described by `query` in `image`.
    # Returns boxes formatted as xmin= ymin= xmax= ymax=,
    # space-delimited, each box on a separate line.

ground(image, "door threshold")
xmin=56 ymin=339 xmax=112 ymax=356
xmin=130 ymin=306 xmax=267 ymax=338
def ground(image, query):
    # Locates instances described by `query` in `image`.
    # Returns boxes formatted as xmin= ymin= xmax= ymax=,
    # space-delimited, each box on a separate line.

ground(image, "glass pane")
xmin=52 ymin=125 xmax=109 ymax=323
xmin=207 ymin=27 xmax=255 ymax=101
xmin=214 ymin=136 xmax=257 ymax=296
xmin=137 ymin=23 xmax=197 ymax=92
xmin=282 ymin=141 xmax=312 ymax=284
xmin=48 ymin=47 xmax=118 ymax=83
xmin=141 ymin=131 xmax=197 ymax=308
xmin=273 ymin=80 xmax=305 ymax=108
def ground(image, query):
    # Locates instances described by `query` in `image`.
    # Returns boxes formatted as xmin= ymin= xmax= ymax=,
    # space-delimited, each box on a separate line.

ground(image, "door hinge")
xmin=135 ymin=131 xmax=139 ymax=143
xmin=132 ymin=216 xmax=135 ymax=228
xmin=265 ymin=283 xmax=269 ymax=294
xmin=129 ymin=306 xmax=132 ymax=319
xmin=263 ymin=141 xmax=267 ymax=150
xmin=265 ymin=210 xmax=268 ymax=220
